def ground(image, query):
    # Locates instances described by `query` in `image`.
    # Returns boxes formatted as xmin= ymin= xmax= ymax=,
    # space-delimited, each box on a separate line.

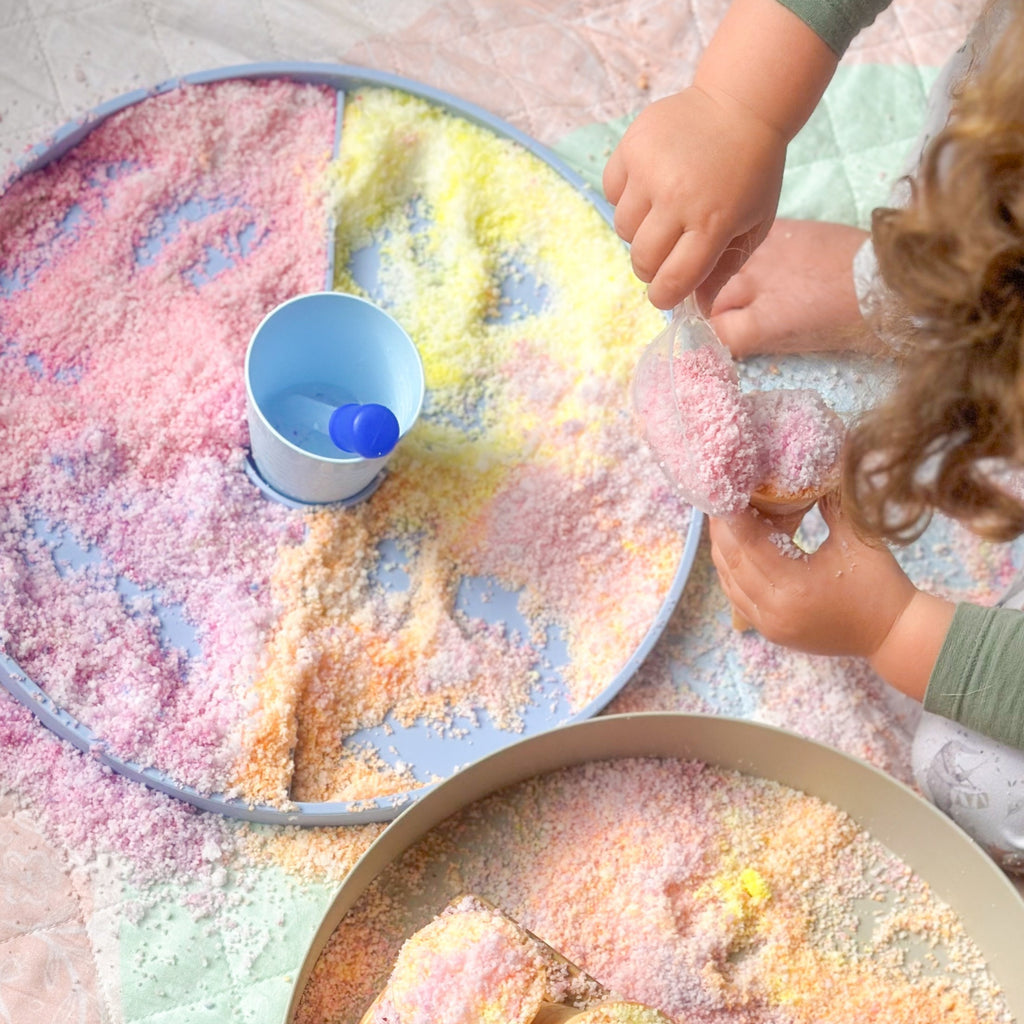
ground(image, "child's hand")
xmin=707 ymin=219 xmax=875 ymax=358
xmin=603 ymin=0 xmax=840 ymax=310
xmin=708 ymin=493 xmax=918 ymax=659
xmin=602 ymin=85 xmax=787 ymax=311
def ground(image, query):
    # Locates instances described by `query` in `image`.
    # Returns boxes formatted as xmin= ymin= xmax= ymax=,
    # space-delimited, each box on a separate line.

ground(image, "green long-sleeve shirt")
xmin=777 ymin=0 xmax=893 ymax=55
xmin=925 ymin=603 xmax=1024 ymax=752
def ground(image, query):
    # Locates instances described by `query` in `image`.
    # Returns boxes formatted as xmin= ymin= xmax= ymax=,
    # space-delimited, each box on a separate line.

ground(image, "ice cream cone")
xmin=748 ymin=485 xmax=821 ymax=519
xmin=729 ymin=483 xmax=828 ymax=632
xmin=358 ymin=895 xmax=608 ymax=1024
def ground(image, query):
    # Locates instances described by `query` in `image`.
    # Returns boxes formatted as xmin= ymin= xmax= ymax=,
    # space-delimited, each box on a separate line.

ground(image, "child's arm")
xmin=708 ymin=494 xmax=955 ymax=701
xmin=711 ymin=498 xmax=1024 ymax=750
xmin=603 ymin=0 xmax=840 ymax=310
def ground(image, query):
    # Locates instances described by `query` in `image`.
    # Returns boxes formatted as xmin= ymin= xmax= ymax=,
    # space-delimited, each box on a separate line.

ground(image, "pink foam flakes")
xmin=637 ymin=340 xmax=844 ymax=514
xmin=297 ymin=757 xmax=1012 ymax=1024
xmin=748 ymin=388 xmax=844 ymax=497
xmin=0 ymin=77 xmax=336 ymax=876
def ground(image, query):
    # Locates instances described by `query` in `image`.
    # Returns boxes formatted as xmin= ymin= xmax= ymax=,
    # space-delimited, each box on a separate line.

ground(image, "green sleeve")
xmin=775 ymin=0 xmax=894 ymax=56
xmin=924 ymin=602 xmax=1024 ymax=752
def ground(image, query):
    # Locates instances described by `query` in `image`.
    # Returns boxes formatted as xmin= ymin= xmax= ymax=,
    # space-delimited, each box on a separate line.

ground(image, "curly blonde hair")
xmin=844 ymin=2 xmax=1024 ymax=544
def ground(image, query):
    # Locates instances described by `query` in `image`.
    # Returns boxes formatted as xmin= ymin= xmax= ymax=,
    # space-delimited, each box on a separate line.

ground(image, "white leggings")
xmin=912 ymin=711 xmax=1024 ymax=875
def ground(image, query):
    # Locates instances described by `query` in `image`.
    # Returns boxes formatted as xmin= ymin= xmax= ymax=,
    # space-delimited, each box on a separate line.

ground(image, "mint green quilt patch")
xmin=120 ymin=864 xmax=336 ymax=1024
xmin=554 ymin=64 xmax=942 ymax=227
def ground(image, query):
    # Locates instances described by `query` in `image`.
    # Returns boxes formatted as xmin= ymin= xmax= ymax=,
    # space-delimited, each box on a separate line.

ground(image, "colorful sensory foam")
xmin=633 ymin=312 xmax=845 ymax=517
xmin=297 ymin=754 xmax=1015 ymax=1024
xmin=0 ymin=74 xmax=690 ymax=822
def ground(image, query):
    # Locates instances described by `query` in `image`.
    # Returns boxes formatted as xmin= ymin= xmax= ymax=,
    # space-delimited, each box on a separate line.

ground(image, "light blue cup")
xmin=245 ymin=292 xmax=424 ymax=505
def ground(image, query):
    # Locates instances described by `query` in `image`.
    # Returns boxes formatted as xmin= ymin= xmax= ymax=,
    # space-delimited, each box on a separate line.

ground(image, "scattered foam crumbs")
xmin=238 ymin=86 xmax=685 ymax=806
xmin=296 ymin=758 xmax=1012 ymax=1024
xmin=0 ymin=76 xmax=684 ymax=877
xmin=0 ymin=78 xmax=337 ymax=886
xmin=3 ymin=78 xmax=1010 ymax=1024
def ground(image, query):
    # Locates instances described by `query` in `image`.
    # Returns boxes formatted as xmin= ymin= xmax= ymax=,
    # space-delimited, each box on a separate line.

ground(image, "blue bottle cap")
xmin=328 ymin=403 xmax=401 ymax=459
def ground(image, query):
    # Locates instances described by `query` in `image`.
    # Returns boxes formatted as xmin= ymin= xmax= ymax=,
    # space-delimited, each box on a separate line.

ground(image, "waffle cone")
xmin=360 ymin=895 xmax=607 ymax=1024
xmin=730 ymin=483 xmax=832 ymax=631
xmin=748 ymin=482 xmax=822 ymax=519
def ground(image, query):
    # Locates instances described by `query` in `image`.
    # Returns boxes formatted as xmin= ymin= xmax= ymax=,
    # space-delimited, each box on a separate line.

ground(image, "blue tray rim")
xmin=0 ymin=61 xmax=703 ymax=826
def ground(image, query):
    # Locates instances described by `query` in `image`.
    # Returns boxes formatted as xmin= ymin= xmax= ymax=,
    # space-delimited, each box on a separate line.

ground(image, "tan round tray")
xmin=285 ymin=712 xmax=1024 ymax=1022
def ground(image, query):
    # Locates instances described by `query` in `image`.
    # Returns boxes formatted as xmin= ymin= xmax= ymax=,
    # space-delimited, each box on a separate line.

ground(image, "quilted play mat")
xmin=2 ymin=2 xmax=1022 ymax=1023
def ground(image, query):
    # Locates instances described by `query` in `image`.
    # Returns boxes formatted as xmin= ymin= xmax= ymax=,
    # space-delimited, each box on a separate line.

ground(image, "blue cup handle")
xmin=328 ymin=403 xmax=401 ymax=459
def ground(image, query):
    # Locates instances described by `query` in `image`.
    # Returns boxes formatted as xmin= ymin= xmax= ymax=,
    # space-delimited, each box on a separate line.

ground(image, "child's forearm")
xmin=868 ymin=591 xmax=957 ymax=701
xmin=694 ymin=0 xmax=839 ymax=143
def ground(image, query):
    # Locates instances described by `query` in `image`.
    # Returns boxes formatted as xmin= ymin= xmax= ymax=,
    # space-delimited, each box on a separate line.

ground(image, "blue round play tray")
xmin=0 ymin=62 xmax=702 ymax=825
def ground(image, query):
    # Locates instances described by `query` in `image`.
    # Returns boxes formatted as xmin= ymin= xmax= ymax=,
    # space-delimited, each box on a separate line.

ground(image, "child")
xmin=704 ymin=1 xmax=1024 ymax=871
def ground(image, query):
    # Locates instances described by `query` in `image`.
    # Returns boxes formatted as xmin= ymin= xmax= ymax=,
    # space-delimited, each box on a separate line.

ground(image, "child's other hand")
xmin=708 ymin=219 xmax=874 ymax=358
xmin=603 ymin=85 xmax=786 ymax=311
xmin=708 ymin=493 xmax=918 ymax=659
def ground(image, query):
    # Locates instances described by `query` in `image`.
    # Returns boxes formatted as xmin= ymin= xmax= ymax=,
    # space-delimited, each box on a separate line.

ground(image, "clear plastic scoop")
xmin=633 ymin=294 xmax=846 ymax=526
xmin=631 ymin=295 xmax=749 ymax=514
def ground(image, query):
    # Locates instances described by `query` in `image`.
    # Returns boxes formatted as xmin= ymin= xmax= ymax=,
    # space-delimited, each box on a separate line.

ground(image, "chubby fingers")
xmin=608 ymin=180 xmax=650 ymax=248
xmin=708 ymin=509 xmax=814 ymax=645
xmin=603 ymin=172 xmax=704 ymax=305
xmin=603 ymin=147 xmax=651 ymax=246
xmin=712 ymin=496 xmax=923 ymax=658
xmin=641 ymin=226 xmax=724 ymax=311
xmin=603 ymin=142 xmax=724 ymax=309
xmin=612 ymin=200 xmax=726 ymax=310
